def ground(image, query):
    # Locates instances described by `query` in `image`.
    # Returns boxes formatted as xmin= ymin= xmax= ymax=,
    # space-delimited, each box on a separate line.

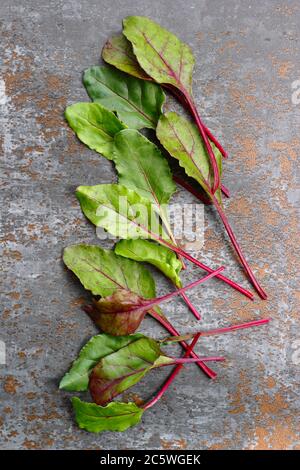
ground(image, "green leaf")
xmin=83 ymin=66 xmax=165 ymax=130
xmin=59 ymin=333 xmax=143 ymax=391
xmin=113 ymin=129 xmax=176 ymax=205
xmin=72 ymin=397 xmax=144 ymax=433
xmin=115 ymin=239 xmax=182 ymax=288
xmin=75 ymin=183 xmax=170 ymax=242
xmin=123 ymin=16 xmax=195 ymax=94
xmin=156 ymin=112 xmax=223 ymax=203
xmin=102 ymin=34 xmax=150 ymax=80
xmin=65 ymin=102 xmax=126 ymax=159
xmin=63 ymin=244 xmax=155 ymax=299
xmin=89 ymin=335 xmax=170 ymax=405
xmin=63 ymin=244 xmax=169 ymax=336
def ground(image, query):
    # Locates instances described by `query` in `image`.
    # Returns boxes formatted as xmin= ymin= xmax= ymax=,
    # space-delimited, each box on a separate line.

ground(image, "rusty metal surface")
xmin=0 ymin=0 xmax=299 ymax=450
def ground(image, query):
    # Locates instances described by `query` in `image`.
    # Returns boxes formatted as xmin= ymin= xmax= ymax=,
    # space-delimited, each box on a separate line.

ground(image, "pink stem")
xmin=174 ymin=175 xmax=230 ymax=202
xmin=143 ymin=333 xmax=201 ymax=410
xmin=164 ymin=84 xmax=228 ymax=159
xmin=183 ymin=93 xmax=220 ymax=194
xmin=173 ymin=174 xmax=212 ymax=205
xmin=221 ymin=184 xmax=230 ymax=198
xmin=200 ymin=318 xmax=270 ymax=337
xmin=202 ymin=124 xmax=228 ymax=159
xmin=166 ymin=356 xmax=225 ymax=364
xmin=159 ymin=238 xmax=254 ymax=300
xmin=179 ymin=290 xmax=201 ymax=320
xmin=143 ymin=267 xmax=224 ymax=311
xmin=149 ymin=309 xmax=217 ymax=379
xmin=212 ymin=195 xmax=267 ymax=300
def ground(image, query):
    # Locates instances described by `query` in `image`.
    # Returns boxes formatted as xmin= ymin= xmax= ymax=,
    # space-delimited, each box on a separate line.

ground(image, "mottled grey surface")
xmin=1 ymin=0 xmax=299 ymax=450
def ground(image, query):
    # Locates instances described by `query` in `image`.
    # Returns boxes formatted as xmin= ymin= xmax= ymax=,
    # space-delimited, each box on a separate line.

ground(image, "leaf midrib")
xmin=90 ymin=74 xmax=155 ymax=126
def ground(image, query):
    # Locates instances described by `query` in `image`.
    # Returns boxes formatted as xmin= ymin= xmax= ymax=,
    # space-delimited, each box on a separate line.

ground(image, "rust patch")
xmin=26 ymin=411 xmax=61 ymax=422
xmin=254 ymin=417 xmax=300 ymax=450
xmin=7 ymin=292 xmax=20 ymax=300
xmin=3 ymin=407 xmax=12 ymax=414
xmin=23 ymin=439 xmax=39 ymax=449
xmin=235 ymin=136 xmax=257 ymax=170
xmin=3 ymin=249 xmax=23 ymax=261
xmin=160 ymin=438 xmax=187 ymax=449
xmin=3 ymin=376 xmax=21 ymax=394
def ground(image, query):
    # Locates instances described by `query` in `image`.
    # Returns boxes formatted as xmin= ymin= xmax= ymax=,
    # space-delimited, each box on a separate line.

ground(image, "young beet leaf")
xmin=83 ymin=66 xmax=165 ymax=130
xmin=63 ymin=244 xmax=155 ymax=298
xmin=102 ymin=34 xmax=150 ymax=80
xmin=88 ymin=334 xmax=223 ymax=405
xmin=113 ymin=129 xmax=176 ymax=206
xmin=157 ymin=113 xmax=223 ymax=205
xmin=65 ymin=102 xmax=126 ymax=158
xmin=122 ymin=16 xmax=220 ymax=193
xmin=69 ymin=318 xmax=269 ymax=433
xmin=157 ymin=113 xmax=267 ymax=299
xmin=76 ymin=184 xmax=253 ymax=299
xmin=115 ymin=239 xmax=182 ymax=288
xmin=70 ymin=333 xmax=203 ymax=433
xmin=59 ymin=333 xmax=143 ymax=392
xmin=101 ymin=33 xmax=229 ymax=197
xmin=88 ymin=267 xmax=223 ymax=335
xmin=63 ymin=244 xmax=217 ymax=378
xmin=63 ymin=333 xmax=223 ymax=406
xmin=72 ymin=397 xmax=144 ymax=433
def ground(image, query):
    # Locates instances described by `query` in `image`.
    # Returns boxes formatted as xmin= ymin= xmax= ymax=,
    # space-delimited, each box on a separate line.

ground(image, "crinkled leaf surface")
xmin=113 ymin=129 xmax=176 ymax=206
xmin=72 ymin=397 xmax=144 ymax=433
xmin=76 ymin=184 xmax=170 ymax=242
xmin=63 ymin=244 xmax=155 ymax=299
xmin=59 ymin=332 xmax=143 ymax=391
xmin=89 ymin=289 xmax=149 ymax=335
xmin=65 ymin=102 xmax=126 ymax=159
xmin=157 ymin=112 xmax=223 ymax=203
xmin=115 ymin=239 xmax=182 ymax=287
xmin=102 ymin=34 xmax=150 ymax=80
xmin=89 ymin=335 xmax=171 ymax=405
xmin=83 ymin=66 xmax=165 ymax=130
xmin=123 ymin=16 xmax=195 ymax=94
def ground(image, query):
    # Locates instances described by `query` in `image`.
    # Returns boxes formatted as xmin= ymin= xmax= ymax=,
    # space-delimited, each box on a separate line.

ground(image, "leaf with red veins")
xmin=89 ymin=289 xmax=149 ymax=336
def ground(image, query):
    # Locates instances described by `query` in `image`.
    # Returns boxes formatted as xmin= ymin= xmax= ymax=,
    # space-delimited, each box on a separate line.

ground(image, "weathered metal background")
xmin=1 ymin=0 xmax=299 ymax=450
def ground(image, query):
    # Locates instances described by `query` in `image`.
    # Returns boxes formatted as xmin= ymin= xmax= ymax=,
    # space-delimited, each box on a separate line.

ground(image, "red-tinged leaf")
xmin=89 ymin=289 xmax=149 ymax=336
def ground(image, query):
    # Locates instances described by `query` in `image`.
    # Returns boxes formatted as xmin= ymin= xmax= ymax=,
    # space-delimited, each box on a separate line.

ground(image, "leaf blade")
xmin=75 ymin=183 xmax=170 ymax=242
xmin=102 ymin=34 xmax=150 ymax=80
xmin=89 ymin=289 xmax=149 ymax=335
xmin=89 ymin=336 xmax=167 ymax=405
xmin=59 ymin=333 xmax=143 ymax=391
xmin=123 ymin=16 xmax=195 ymax=93
xmin=63 ymin=244 xmax=156 ymax=299
xmin=113 ymin=129 xmax=176 ymax=206
xmin=157 ymin=112 xmax=222 ymax=201
xmin=115 ymin=239 xmax=182 ymax=287
xmin=84 ymin=66 xmax=165 ymax=130
xmin=72 ymin=397 xmax=144 ymax=433
xmin=65 ymin=102 xmax=126 ymax=159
